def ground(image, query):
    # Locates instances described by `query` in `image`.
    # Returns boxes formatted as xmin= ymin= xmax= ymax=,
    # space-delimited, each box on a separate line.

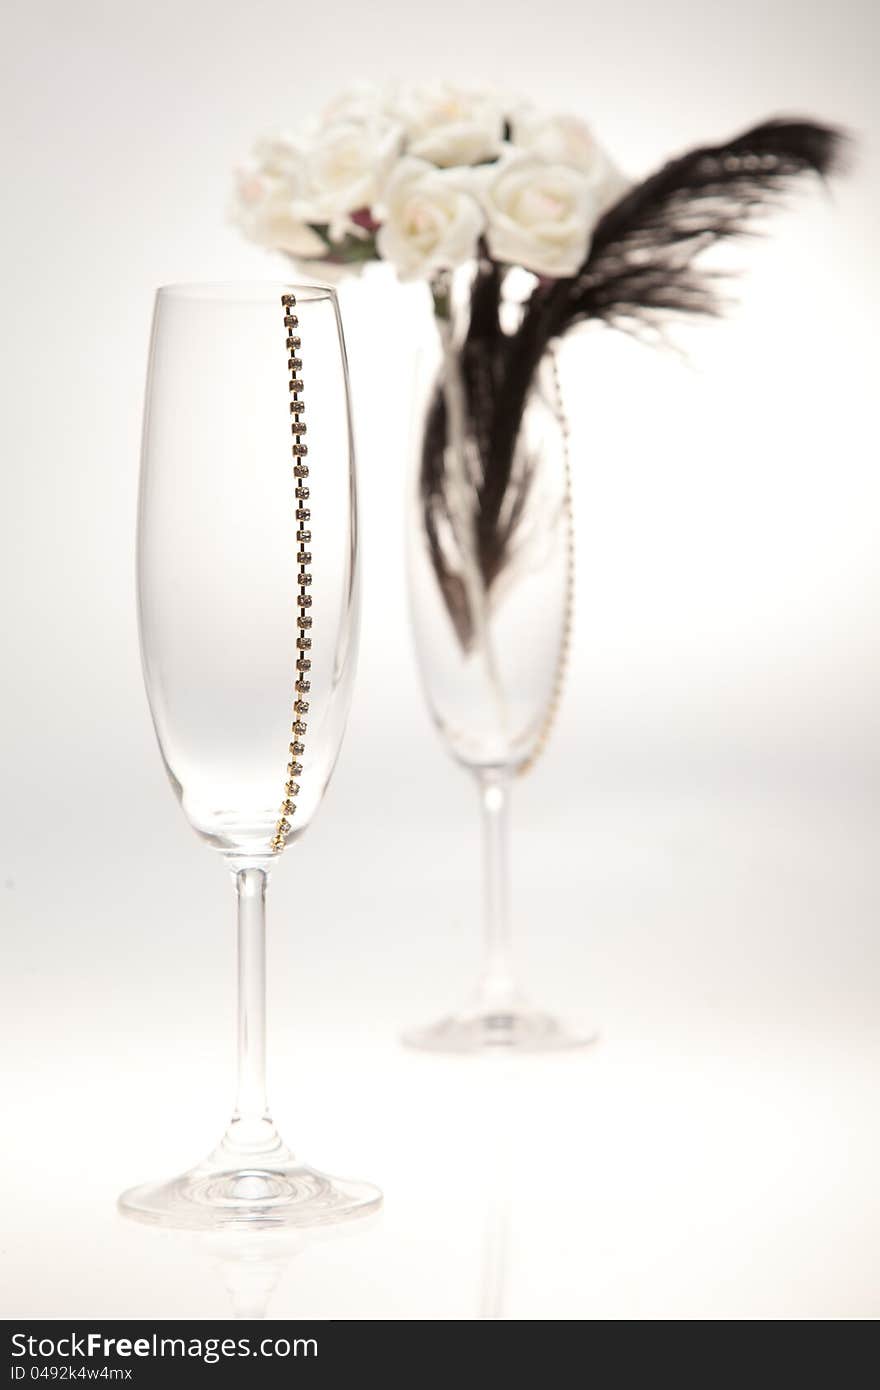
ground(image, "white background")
xmin=1 ymin=0 xmax=878 ymax=1319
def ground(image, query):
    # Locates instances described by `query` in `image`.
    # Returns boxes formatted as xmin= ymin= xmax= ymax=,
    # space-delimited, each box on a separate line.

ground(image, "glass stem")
xmin=222 ymin=866 xmax=282 ymax=1159
xmin=476 ymin=769 xmax=518 ymax=1011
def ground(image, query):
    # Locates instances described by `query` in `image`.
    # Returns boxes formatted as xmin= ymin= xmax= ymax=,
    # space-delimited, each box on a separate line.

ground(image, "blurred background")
xmin=1 ymin=0 xmax=877 ymax=1318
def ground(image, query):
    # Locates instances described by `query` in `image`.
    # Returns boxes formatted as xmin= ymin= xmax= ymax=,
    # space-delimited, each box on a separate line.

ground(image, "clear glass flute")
xmin=404 ymin=341 xmax=596 ymax=1054
xmin=119 ymin=283 xmax=381 ymax=1228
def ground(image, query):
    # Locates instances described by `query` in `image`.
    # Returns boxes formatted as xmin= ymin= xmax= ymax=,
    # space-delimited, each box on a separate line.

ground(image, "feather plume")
xmin=421 ymin=118 xmax=848 ymax=647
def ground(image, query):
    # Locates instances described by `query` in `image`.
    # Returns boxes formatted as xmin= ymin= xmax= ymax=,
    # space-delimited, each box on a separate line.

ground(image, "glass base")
xmin=119 ymin=1148 xmax=382 ymax=1231
xmin=402 ymin=1005 xmax=598 ymax=1056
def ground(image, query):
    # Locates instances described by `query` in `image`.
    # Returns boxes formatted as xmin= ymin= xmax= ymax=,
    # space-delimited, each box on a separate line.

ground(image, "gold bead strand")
xmin=517 ymin=346 xmax=575 ymax=779
xmin=271 ymin=293 xmax=312 ymax=854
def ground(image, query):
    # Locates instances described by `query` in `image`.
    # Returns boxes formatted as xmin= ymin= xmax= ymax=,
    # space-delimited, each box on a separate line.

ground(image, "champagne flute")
xmin=404 ymin=347 xmax=596 ymax=1054
xmin=119 ymin=282 xmax=381 ymax=1227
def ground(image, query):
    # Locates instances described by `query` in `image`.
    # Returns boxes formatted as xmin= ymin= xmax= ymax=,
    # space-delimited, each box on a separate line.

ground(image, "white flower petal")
xmin=376 ymin=157 xmax=485 ymax=281
xmin=511 ymin=112 xmax=628 ymax=212
xmin=480 ymin=154 xmax=599 ymax=277
xmin=400 ymin=81 xmax=505 ymax=167
xmin=230 ymin=164 xmax=325 ymax=258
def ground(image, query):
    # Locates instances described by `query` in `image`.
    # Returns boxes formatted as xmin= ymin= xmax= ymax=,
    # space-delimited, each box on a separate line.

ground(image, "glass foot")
xmin=402 ymin=1005 xmax=598 ymax=1056
xmin=119 ymin=1146 xmax=382 ymax=1231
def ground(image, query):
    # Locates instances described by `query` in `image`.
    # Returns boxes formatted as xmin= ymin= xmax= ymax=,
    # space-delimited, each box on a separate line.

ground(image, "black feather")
xmin=552 ymin=117 xmax=848 ymax=331
xmin=420 ymin=118 xmax=848 ymax=648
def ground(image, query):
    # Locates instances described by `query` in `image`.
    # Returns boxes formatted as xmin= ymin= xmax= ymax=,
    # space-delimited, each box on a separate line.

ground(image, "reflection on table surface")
xmin=121 ymin=1061 xmax=523 ymax=1321
xmin=4 ymin=800 xmax=878 ymax=1319
xmin=5 ymin=1028 xmax=878 ymax=1320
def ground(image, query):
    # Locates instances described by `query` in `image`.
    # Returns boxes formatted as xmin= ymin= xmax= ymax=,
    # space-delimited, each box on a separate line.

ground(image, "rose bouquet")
xmin=233 ymin=84 xmax=626 ymax=280
xmin=233 ymin=83 xmax=844 ymax=655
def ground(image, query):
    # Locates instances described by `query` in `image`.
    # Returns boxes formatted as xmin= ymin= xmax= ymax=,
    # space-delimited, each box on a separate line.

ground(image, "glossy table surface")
xmin=4 ymin=791 xmax=877 ymax=1320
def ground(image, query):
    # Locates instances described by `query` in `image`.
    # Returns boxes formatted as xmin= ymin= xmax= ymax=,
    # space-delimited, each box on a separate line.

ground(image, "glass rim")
xmin=156 ymin=281 xmax=337 ymax=305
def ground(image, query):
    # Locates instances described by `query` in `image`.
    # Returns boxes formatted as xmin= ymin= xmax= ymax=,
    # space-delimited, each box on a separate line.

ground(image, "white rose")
xmin=511 ymin=110 xmax=628 ymax=211
xmin=479 ymin=154 xmax=599 ymax=277
xmin=230 ymin=159 xmax=325 ymax=259
xmin=295 ymin=118 xmax=403 ymax=239
xmin=321 ymin=80 xmax=402 ymax=127
xmin=249 ymin=130 xmax=310 ymax=180
xmin=376 ymin=157 xmax=485 ymax=281
xmin=401 ymin=83 xmax=505 ymax=167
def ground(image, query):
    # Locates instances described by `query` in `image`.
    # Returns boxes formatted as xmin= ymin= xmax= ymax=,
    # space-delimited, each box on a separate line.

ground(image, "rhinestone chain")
xmin=271 ymin=293 xmax=312 ymax=853
xmin=517 ymin=347 xmax=575 ymax=778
